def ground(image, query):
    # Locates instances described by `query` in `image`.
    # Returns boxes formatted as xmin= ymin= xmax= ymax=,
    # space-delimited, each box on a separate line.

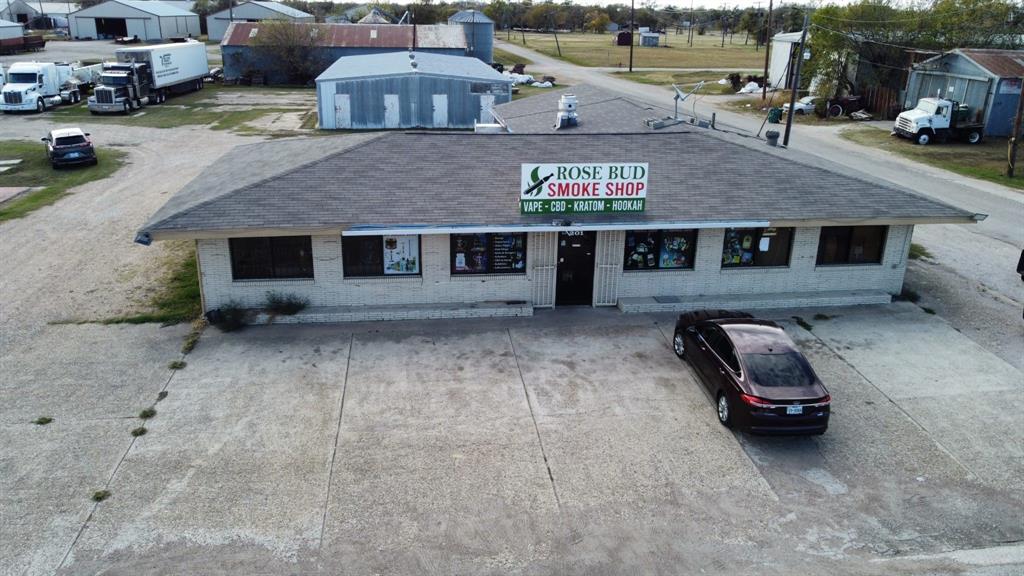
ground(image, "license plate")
xmin=786 ymin=405 xmax=803 ymax=415
xmin=67 ymin=153 xmax=80 ymax=158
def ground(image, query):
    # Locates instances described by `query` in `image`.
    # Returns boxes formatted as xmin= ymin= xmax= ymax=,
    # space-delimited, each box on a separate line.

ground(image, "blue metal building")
xmin=904 ymin=48 xmax=1023 ymax=138
xmin=315 ymin=51 xmax=511 ymax=129
xmin=447 ymin=9 xmax=493 ymax=64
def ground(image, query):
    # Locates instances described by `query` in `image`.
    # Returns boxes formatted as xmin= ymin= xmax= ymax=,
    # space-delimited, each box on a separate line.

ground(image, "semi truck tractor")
xmin=88 ymin=40 xmax=208 ymax=115
xmin=893 ymin=97 xmax=984 ymax=145
xmin=0 ymin=61 xmax=91 ymax=113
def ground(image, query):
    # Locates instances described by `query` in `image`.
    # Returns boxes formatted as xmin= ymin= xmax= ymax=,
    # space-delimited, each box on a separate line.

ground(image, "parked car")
xmin=672 ymin=310 xmax=831 ymax=435
xmin=42 ymin=128 xmax=97 ymax=168
xmin=782 ymin=96 xmax=820 ymax=115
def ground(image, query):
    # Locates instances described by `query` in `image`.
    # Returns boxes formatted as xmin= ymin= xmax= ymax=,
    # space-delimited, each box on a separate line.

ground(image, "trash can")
xmin=767 ymin=107 xmax=783 ymax=124
xmin=765 ymin=130 xmax=780 ymax=147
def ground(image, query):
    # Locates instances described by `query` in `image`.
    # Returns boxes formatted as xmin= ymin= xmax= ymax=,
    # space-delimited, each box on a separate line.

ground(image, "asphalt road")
xmin=498 ymin=39 xmax=1024 ymax=369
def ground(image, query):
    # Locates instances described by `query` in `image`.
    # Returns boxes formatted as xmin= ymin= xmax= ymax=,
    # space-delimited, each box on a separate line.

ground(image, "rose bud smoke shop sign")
xmin=520 ymin=163 xmax=648 ymax=214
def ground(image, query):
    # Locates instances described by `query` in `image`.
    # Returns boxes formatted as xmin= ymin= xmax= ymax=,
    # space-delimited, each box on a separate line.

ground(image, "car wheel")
xmin=967 ymin=131 xmax=982 ymax=144
xmin=796 ymin=109 xmax=805 ymax=115
xmin=35 ymin=98 xmax=44 ymax=113
xmin=827 ymin=104 xmax=843 ymax=118
xmin=122 ymin=102 xmax=130 ymax=115
xmin=90 ymin=158 xmax=98 ymax=166
xmin=916 ymin=132 xmax=930 ymax=145
xmin=672 ymin=331 xmax=686 ymax=359
xmin=717 ymin=393 xmax=733 ymax=428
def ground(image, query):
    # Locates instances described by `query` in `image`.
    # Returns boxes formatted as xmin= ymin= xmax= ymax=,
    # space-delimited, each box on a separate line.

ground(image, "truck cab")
xmin=894 ymin=97 xmax=983 ymax=145
xmin=88 ymin=62 xmax=152 ymax=114
xmin=0 ymin=62 xmax=80 ymax=113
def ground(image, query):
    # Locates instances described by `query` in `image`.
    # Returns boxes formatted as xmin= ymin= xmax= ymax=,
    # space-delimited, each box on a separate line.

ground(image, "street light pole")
xmin=629 ymin=0 xmax=635 ymax=72
xmin=782 ymin=14 xmax=809 ymax=147
xmin=761 ymin=0 xmax=773 ymax=100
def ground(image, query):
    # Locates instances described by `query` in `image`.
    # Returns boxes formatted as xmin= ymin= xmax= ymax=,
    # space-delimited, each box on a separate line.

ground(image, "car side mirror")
xmin=41 ymin=137 xmax=48 ymax=141
xmin=84 ymin=133 xmax=90 ymax=136
xmin=685 ymin=326 xmax=697 ymax=334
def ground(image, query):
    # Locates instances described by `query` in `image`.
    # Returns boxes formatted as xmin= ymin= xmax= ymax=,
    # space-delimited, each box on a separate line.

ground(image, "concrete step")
xmin=253 ymin=300 xmax=533 ymax=324
xmin=617 ymin=290 xmax=892 ymax=313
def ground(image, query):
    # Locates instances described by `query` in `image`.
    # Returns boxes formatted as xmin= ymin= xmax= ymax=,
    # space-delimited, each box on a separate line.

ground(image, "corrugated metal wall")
xmin=593 ymin=230 xmax=624 ymax=306
xmin=528 ymin=232 xmax=557 ymax=308
xmin=322 ymin=73 xmax=511 ymax=129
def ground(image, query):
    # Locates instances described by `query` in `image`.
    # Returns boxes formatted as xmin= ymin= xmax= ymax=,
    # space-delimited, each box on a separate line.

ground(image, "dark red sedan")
xmin=672 ymin=310 xmax=831 ymax=435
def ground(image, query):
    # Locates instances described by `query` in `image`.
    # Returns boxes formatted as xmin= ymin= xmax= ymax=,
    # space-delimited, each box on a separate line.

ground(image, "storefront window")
xmin=624 ymin=229 xmax=697 ymax=270
xmin=451 ymin=233 xmax=527 ymax=274
xmin=230 ymin=236 xmax=314 ymax=280
xmin=721 ymin=227 xmax=793 ymax=268
xmin=343 ymin=235 xmax=420 ymax=277
xmin=817 ymin=226 xmax=886 ymax=265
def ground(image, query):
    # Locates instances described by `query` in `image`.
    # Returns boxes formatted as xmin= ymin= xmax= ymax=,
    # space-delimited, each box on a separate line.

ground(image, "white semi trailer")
xmin=88 ymin=40 xmax=208 ymax=115
xmin=0 ymin=61 xmax=91 ymax=113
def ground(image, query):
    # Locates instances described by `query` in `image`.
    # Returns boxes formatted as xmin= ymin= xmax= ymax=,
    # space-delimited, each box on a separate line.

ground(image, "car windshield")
xmin=54 ymin=135 xmax=87 ymax=146
xmin=917 ymin=100 xmax=938 ymax=115
xmin=9 ymin=73 xmax=37 ymax=83
xmin=743 ymin=352 xmax=815 ymax=387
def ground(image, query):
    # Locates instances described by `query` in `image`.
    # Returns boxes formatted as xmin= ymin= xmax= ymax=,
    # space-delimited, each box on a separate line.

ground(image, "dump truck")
xmin=0 ymin=61 xmax=93 ymax=113
xmin=893 ymin=97 xmax=984 ymax=145
xmin=87 ymin=40 xmax=208 ymax=114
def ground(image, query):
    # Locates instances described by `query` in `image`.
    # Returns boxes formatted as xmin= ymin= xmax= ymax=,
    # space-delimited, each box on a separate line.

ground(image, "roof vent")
xmin=410 ymin=60 xmax=418 ymax=70
xmin=554 ymin=93 xmax=578 ymax=130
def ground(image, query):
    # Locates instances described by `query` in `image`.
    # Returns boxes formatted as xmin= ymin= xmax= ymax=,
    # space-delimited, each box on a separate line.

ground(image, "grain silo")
xmin=447 ymin=9 xmax=493 ymax=64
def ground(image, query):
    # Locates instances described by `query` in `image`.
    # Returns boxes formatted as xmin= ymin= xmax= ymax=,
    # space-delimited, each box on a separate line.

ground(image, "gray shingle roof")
xmin=140 ymin=130 xmax=975 ymax=240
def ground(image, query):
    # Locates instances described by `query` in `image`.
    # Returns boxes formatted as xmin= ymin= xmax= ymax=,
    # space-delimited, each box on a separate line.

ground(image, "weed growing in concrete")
xmin=181 ymin=317 xmax=207 ymax=354
xmin=792 ymin=316 xmax=814 ymax=331
xmin=91 ymin=490 xmax=111 ymax=502
xmin=214 ymin=300 xmax=251 ymax=332
xmin=156 ymin=391 xmax=168 ymax=402
xmin=897 ymin=287 xmax=921 ymax=303
xmin=131 ymin=426 xmax=147 ymax=437
xmin=909 ymin=243 xmax=933 ymax=260
xmin=168 ymin=360 xmax=187 ymax=370
xmin=139 ymin=408 xmax=157 ymax=420
xmin=32 ymin=416 xmax=53 ymax=425
xmin=812 ymin=313 xmax=834 ymax=321
xmin=264 ymin=292 xmax=309 ymax=315
xmin=921 ymin=307 xmax=937 ymax=315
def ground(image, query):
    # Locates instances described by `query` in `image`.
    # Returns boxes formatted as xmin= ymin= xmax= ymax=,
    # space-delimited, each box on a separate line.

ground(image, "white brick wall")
xmin=197 ymin=226 xmax=912 ymax=312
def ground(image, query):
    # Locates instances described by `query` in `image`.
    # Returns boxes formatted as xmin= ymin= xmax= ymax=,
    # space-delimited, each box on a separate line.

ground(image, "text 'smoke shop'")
xmin=136 ymin=129 xmax=980 ymax=323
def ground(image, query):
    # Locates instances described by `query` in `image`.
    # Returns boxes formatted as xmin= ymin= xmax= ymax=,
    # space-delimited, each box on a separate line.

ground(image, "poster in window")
xmin=382 ymin=235 xmax=419 ymax=275
xmin=453 ymin=234 xmax=488 ymax=273
xmin=625 ymin=231 xmax=658 ymax=269
xmin=492 ymin=233 xmax=526 ymax=273
xmin=659 ymin=232 xmax=691 ymax=269
xmin=722 ymin=229 xmax=744 ymax=265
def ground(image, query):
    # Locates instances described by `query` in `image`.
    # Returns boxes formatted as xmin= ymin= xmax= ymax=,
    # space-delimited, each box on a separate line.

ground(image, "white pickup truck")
xmin=893 ymin=97 xmax=984 ymax=145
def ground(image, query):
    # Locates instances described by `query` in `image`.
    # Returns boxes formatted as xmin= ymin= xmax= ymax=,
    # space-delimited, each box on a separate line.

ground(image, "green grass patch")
xmin=513 ymin=31 xmax=766 ymax=69
xmin=0 ymin=141 xmax=128 ymax=223
xmin=102 ymin=244 xmax=201 ymax=325
xmin=909 ymin=243 xmax=934 ymax=260
xmin=791 ymin=316 xmax=814 ymax=331
xmin=131 ymin=426 xmax=148 ymax=437
xmin=139 ymin=408 xmax=156 ymax=420
xmin=841 ymin=126 xmax=1024 ymax=191
xmin=91 ymin=490 xmax=111 ymax=502
xmin=168 ymin=360 xmax=187 ymax=370
xmin=614 ymin=70 xmax=749 ymax=95
xmin=33 ymin=416 xmax=53 ymax=425
xmin=492 ymin=46 xmax=534 ymax=66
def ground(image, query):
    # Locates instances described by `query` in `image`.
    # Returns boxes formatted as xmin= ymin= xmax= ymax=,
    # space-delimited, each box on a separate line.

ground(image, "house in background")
xmin=904 ymin=48 xmax=1024 ymax=137
xmin=206 ymin=1 xmax=313 ymax=42
xmin=69 ymin=0 xmax=199 ymax=40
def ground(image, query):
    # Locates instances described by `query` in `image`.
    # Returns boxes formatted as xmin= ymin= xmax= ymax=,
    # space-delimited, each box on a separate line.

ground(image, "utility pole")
xmin=1008 ymin=79 xmax=1024 ymax=177
xmin=782 ymin=14 xmax=809 ymax=148
xmin=761 ymin=0 xmax=773 ymax=100
xmin=688 ymin=0 xmax=693 ymax=47
xmin=629 ymin=0 xmax=635 ymax=72
xmin=720 ymin=17 xmax=725 ymax=48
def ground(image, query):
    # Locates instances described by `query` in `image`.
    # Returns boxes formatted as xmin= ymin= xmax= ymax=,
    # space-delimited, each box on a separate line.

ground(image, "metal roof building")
xmin=136 ymin=116 xmax=982 ymax=322
xmin=206 ymin=0 xmax=313 ymax=42
xmin=447 ymin=8 xmax=493 ymax=63
xmin=221 ymin=22 xmax=468 ymax=84
xmin=0 ymin=17 xmax=21 ymax=40
xmin=315 ymin=51 xmax=511 ymax=129
xmin=6 ymin=1 xmax=79 ymax=28
xmin=904 ymin=48 xmax=1024 ymax=137
xmin=69 ymin=0 xmax=199 ymax=40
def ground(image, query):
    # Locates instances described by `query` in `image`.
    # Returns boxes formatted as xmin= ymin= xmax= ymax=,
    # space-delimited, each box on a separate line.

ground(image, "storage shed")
xmin=448 ymin=9 xmax=493 ymax=63
xmin=0 ymin=17 xmax=21 ymax=40
xmin=69 ymin=0 xmax=199 ymax=40
xmin=904 ymin=48 xmax=1024 ymax=138
xmin=768 ymin=31 xmax=805 ymax=90
xmin=222 ymin=22 xmax=467 ymax=84
xmin=206 ymin=1 xmax=313 ymax=42
xmin=316 ymin=51 xmax=511 ymax=130
xmin=640 ymin=32 xmax=659 ymax=47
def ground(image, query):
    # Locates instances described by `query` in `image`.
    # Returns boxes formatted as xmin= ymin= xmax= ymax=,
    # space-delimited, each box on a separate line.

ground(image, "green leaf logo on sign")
xmin=519 ymin=163 xmax=648 ymax=215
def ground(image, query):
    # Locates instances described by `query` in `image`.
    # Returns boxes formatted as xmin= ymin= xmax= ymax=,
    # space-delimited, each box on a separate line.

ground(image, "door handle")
xmin=718 ymin=368 xmax=725 ymax=374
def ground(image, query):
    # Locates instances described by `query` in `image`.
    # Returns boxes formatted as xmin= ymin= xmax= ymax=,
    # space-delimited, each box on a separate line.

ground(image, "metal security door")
xmin=333 ymin=93 xmax=351 ymax=129
xmin=555 ymin=231 xmax=596 ymax=306
xmin=479 ymin=94 xmax=495 ymax=123
xmin=384 ymin=94 xmax=400 ymax=128
xmin=432 ymin=94 xmax=448 ymax=128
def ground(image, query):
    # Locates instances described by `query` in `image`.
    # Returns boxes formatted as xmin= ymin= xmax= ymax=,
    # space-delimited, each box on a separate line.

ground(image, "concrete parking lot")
xmin=1 ymin=304 xmax=1021 ymax=575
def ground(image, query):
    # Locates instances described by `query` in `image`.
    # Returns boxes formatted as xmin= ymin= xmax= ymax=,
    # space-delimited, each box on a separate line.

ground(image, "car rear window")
xmin=54 ymin=135 xmax=87 ymax=146
xmin=743 ymin=352 xmax=815 ymax=387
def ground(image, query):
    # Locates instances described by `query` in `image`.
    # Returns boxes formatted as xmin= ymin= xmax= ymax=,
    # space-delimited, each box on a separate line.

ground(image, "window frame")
xmin=721 ymin=227 xmax=794 ymax=269
xmin=450 ymin=232 xmax=528 ymax=276
xmin=342 ymin=234 xmax=422 ymax=278
xmin=229 ymin=236 xmax=314 ymax=281
xmin=623 ymin=229 xmax=698 ymax=271
xmin=816 ymin=225 xmax=888 ymax=266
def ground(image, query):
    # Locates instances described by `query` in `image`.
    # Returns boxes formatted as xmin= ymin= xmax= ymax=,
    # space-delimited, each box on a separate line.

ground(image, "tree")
xmin=586 ymin=12 xmax=611 ymax=33
xmin=250 ymin=21 xmax=328 ymax=85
